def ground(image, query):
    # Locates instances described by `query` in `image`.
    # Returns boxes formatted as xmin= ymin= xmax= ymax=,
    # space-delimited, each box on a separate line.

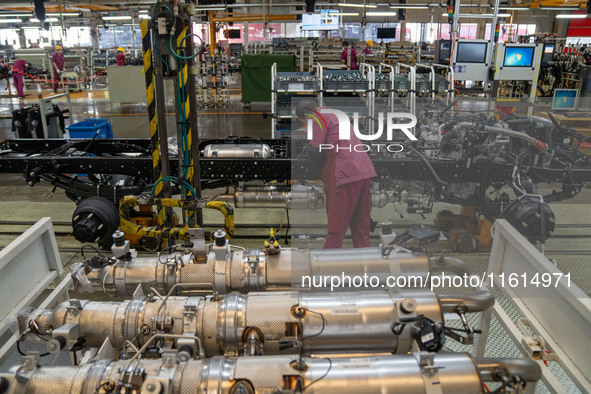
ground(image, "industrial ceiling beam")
xmin=1 ymin=4 xmax=118 ymax=11
xmin=210 ymin=11 xmax=297 ymax=22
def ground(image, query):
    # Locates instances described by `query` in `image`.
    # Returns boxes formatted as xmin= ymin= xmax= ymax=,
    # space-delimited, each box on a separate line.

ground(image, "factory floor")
xmin=0 ymin=89 xmax=589 ymax=393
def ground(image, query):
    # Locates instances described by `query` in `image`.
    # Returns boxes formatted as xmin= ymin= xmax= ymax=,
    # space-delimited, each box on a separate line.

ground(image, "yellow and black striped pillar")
xmin=177 ymin=24 xmax=198 ymax=226
xmin=141 ymin=20 xmax=166 ymax=225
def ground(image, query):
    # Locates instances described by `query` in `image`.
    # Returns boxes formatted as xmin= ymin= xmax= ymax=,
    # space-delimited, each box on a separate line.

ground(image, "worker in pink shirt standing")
xmin=12 ymin=59 xmax=29 ymax=98
xmin=51 ymin=45 xmax=65 ymax=93
xmin=340 ymin=41 xmax=358 ymax=70
xmin=116 ymin=47 xmax=126 ymax=66
xmin=296 ymin=100 xmax=377 ymax=249
xmin=362 ymin=40 xmax=373 ymax=55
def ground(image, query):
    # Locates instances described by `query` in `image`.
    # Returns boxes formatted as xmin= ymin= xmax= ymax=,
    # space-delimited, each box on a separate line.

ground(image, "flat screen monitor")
xmin=437 ymin=40 xmax=451 ymax=63
xmin=542 ymin=44 xmax=554 ymax=65
xmin=503 ymin=46 xmax=535 ymax=67
xmin=552 ymin=89 xmax=578 ymax=110
xmin=455 ymin=42 xmax=487 ymax=63
xmin=377 ymin=28 xmax=397 ymax=39
xmin=302 ymin=9 xmax=339 ymax=30
xmin=227 ymin=29 xmax=241 ymax=39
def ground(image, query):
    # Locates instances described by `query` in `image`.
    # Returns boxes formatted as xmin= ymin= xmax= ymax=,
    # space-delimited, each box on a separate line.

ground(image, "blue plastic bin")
xmin=67 ymin=118 xmax=113 ymax=139
xmin=66 ymin=119 xmax=113 ymax=177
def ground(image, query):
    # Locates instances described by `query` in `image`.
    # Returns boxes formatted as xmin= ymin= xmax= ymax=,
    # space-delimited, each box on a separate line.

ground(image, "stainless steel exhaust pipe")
xmin=0 ymin=353 xmax=542 ymax=394
xmin=475 ymin=358 xmax=543 ymax=383
xmin=26 ymin=289 xmax=474 ymax=357
xmin=78 ymin=245 xmax=439 ymax=297
xmin=430 ymin=256 xmax=472 ymax=276
xmin=438 ymin=291 xmax=495 ymax=313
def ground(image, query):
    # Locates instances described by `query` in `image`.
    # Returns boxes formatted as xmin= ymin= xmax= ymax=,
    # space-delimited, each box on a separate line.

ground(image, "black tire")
xmin=72 ymin=196 xmax=120 ymax=249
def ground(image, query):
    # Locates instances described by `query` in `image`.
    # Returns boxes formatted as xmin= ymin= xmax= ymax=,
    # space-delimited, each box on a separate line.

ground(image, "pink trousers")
xmin=13 ymin=73 xmax=24 ymax=97
xmin=323 ymin=178 xmax=372 ymax=249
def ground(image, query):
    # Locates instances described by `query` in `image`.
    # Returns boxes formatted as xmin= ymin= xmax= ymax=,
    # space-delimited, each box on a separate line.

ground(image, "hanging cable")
xmin=301 ymin=309 xmax=326 ymax=340
xmin=302 ymin=357 xmax=332 ymax=391
xmin=169 ymin=34 xmax=203 ymax=61
xmin=152 ymin=176 xmax=197 ymax=198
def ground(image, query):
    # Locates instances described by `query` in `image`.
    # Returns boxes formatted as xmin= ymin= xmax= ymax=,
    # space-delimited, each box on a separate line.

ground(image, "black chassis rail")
xmin=0 ymin=138 xmax=291 ymax=156
xmin=1 ymin=138 xmax=590 ymax=199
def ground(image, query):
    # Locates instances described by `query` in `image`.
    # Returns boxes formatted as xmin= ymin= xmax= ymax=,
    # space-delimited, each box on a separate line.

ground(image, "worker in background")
xmin=12 ymin=59 xmax=29 ymax=99
xmin=581 ymin=45 xmax=591 ymax=65
xmin=341 ymin=41 xmax=358 ymax=70
xmin=51 ymin=45 xmax=65 ymax=93
xmin=362 ymin=40 xmax=373 ymax=55
xmin=296 ymin=100 xmax=376 ymax=249
xmin=116 ymin=47 xmax=126 ymax=66
xmin=198 ymin=44 xmax=210 ymax=62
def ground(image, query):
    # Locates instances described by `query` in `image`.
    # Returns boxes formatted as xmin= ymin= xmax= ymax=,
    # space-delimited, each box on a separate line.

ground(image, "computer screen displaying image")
xmin=436 ymin=40 xmax=451 ymax=64
xmin=552 ymin=89 xmax=578 ymax=110
xmin=503 ymin=46 xmax=535 ymax=67
xmin=455 ymin=42 xmax=487 ymax=63
xmin=302 ymin=10 xmax=339 ymax=30
xmin=542 ymin=44 xmax=555 ymax=65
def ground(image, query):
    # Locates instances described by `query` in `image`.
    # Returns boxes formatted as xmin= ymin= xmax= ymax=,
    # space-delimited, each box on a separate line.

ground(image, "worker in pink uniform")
xmin=198 ymin=45 xmax=207 ymax=62
xmin=12 ymin=59 xmax=29 ymax=98
xmin=340 ymin=41 xmax=358 ymax=70
xmin=51 ymin=45 xmax=65 ymax=93
xmin=362 ymin=40 xmax=373 ymax=55
xmin=116 ymin=47 xmax=126 ymax=66
xmin=296 ymin=100 xmax=376 ymax=249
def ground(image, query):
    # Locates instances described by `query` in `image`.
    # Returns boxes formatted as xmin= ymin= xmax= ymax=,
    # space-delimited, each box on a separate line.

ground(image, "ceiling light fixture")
xmin=366 ymin=11 xmax=397 ymax=16
xmin=555 ymin=13 xmax=587 ymax=18
xmin=390 ymin=5 xmax=428 ymax=9
xmin=47 ymin=12 xmax=80 ymax=16
xmin=30 ymin=18 xmax=59 ymax=22
xmin=328 ymin=12 xmax=360 ymax=16
xmin=441 ymin=12 xmax=510 ymax=17
xmin=102 ymin=15 xmax=132 ymax=20
xmin=498 ymin=7 xmax=530 ymax=11
xmin=0 ymin=19 xmax=22 ymax=23
xmin=338 ymin=3 xmax=378 ymax=8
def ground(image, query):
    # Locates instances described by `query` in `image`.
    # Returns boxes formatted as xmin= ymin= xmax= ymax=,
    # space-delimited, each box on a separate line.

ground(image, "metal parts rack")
xmin=270 ymin=63 xmax=319 ymax=139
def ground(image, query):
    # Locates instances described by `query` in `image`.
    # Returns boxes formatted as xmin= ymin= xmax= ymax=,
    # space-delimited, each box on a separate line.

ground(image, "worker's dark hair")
xmin=343 ymin=41 xmax=349 ymax=47
xmin=295 ymin=99 xmax=319 ymax=119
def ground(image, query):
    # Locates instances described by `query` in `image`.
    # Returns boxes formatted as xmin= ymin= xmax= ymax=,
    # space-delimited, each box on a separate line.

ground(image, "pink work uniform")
xmin=309 ymin=107 xmax=377 ymax=249
xmin=52 ymin=52 xmax=65 ymax=92
xmin=341 ymin=48 xmax=358 ymax=70
xmin=116 ymin=52 xmax=126 ymax=66
xmin=12 ymin=59 xmax=28 ymax=97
